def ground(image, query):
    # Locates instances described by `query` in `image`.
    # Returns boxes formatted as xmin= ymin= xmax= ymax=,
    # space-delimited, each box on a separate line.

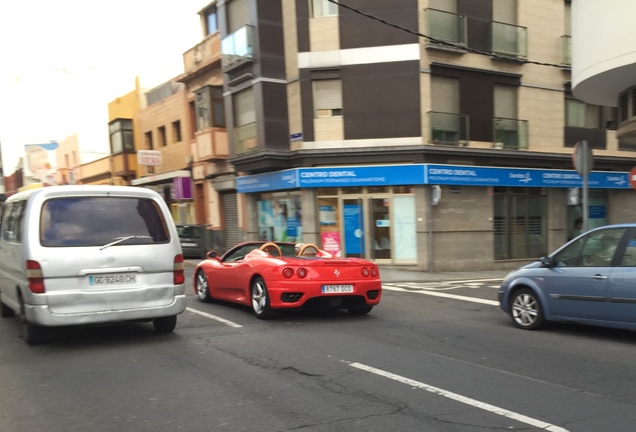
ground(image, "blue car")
xmin=498 ymin=224 xmax=636 ymax=331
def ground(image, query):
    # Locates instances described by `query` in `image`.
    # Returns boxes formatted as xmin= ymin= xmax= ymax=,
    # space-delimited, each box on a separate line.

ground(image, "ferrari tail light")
xmin=370 ymin=267 xmax=378 ymax=277
xmin=282 ymin=267 xmax=308 ymax=279
xmin=26 ymin=260 xmax=45 ymax=293
xmin=174 ymin=254 xmax=185 ymax=285
xmin=361 ymin=267 xmax=370 ymax=278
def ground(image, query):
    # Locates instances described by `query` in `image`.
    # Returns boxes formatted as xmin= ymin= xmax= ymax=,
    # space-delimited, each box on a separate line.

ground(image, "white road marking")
xmin=382 ymin=285 xmax=499 ymax=306
xmin=348 ymin=362 xmax=569 ymax=432
xmin=186 ymin=307 xmax=243 ymax=328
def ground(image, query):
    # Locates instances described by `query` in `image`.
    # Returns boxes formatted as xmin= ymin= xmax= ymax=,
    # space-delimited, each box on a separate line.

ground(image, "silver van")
xmin=0 ymin=185 xmax=187 ymax=344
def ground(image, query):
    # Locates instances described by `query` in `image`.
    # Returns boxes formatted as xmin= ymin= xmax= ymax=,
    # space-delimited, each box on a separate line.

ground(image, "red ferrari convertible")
xmin=193 ymin=241 xmax=382 ymax=319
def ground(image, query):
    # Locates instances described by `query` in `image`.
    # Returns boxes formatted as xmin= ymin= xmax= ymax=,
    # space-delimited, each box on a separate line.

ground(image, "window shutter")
xmin=234 ymin=88 xmax=255 ymax=126
xmin=493 ymin=0 xmax=516 ymax=23
xmin=429 ymin=0 xmax=457 ymax=13
xmin=564 ymin=2 xmax=571 ymax=35
xmin=494 ymin=85 xmax=517 ymax=118
xmin=228 ymin=0 xmax=249 ymax=34
xmin=431 ymin=76 xmax=459 ymax=113
xmin=314 ymin=80 xmax=342 ymax=111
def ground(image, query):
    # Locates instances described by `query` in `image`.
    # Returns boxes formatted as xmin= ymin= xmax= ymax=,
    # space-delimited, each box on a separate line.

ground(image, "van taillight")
xmin=26 ymin=260 xmax=45 ymax=293
xmin=174 ymin=254 xmax=185 ymax=285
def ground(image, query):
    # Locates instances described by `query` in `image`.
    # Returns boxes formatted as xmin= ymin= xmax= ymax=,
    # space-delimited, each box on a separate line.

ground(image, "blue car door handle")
xmin=591 ymin=275 xmax=608 ymax=280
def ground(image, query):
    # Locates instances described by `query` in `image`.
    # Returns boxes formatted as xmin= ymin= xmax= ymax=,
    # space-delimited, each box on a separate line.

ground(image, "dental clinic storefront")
xmin=237 ymin=164 xmax=631 ymax=272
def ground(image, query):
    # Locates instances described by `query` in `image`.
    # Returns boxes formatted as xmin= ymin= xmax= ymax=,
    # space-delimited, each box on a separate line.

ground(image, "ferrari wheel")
xmin=348 ymin=306 xmax=373 ymax=316
xmin=510 ymin=288 xmax=545 ymax=330
xmin=196 ymin=270 xmax=213 ymax=303
xmin=251 ymin=277 xmax=279 ymax=320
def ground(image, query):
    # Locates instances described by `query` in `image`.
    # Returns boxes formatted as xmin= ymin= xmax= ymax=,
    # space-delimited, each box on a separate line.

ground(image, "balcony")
xmin=195 ymin=128 xmax=229 ymax=161
xmin=561 ymin=35 xmax=571 ymax=67
xmin=182 ymin=33 xmax=222 ymax=77
xmin=222 ymin=25 xmax=255 ymax=72
xmin=491 ymin=21 xmax=527 ymax=59
xmin=428 ymin=112 xmax=469 ymax=145
xmin=426 ymin=8 xmax=466 ymax=48
xmin=233 ymin=122 xmax=258 ymax=155
xmin=493 ymin=118 xmax=528 ymax=150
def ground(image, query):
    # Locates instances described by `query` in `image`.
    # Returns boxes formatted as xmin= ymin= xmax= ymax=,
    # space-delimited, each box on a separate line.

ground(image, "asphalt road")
xmin=2 ymin=270 xmax=636 ymax=431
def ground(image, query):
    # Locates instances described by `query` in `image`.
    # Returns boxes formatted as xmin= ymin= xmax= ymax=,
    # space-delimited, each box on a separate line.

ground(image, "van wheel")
xmin=20 ymin=298 xmax=45 ymax=345
xmin=22 ymin=320 xmax=45 ymax=345
xmin=153 ymin=315 xmax=177 ymax=333
xmin=0 ymin=299 xmax=15 ymax=318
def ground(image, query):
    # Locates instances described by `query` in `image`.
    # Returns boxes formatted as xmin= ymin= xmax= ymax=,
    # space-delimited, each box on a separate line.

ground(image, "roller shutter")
xmin=221 ymin=192 xmax=240 ymax=249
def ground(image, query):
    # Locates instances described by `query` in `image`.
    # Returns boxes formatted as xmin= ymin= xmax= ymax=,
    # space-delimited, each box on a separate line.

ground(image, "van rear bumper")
xmin=23 ymin=295 xmax=187 ymax=327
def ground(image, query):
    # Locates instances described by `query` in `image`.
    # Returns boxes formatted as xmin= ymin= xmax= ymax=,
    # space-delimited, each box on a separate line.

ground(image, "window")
xmin=312 ymin=0 xmax=338 ymax=17
xmin=494 ymin=85 xmax=524 ymax=148
xmin=233 ymin=88 xmax=256 ymax=153
xmin=1 ymin=201 xmax=26 ymax=243
xmin=565 ymin=97 xmax=600 ymax=129
xmin=234 ymin=87 xmax=255 ymax=127
xmin=172 ymin=120 xmax=182 ymax=143
xmin=195 ymin=86 xmax=225 ymax=131
xmin=109 ymin=119 xmax=134 ymax=153
xmin=227 ymin=0 xmax=249 ymax=34
xmin=145 ymin=131 xmax=154 ymax=150
xmin=313 ymin=79 xmax=342 ymax=118
xmin=430 ymin=76 xmax=462 ymax=143
xmin=204 ymin=7 xmax=218 ymax=35
xmin=40 ymin=197 xmax=169 ymax=247
xmin=554 ymin=228 xmax=625 ymax=267
xmin=158 ymin=126 xmax=167 ymax=147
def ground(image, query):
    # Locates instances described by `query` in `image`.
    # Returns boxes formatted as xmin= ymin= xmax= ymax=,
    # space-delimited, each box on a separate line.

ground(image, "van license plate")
xmin=181 ymin=242 xmax=197 ymax=247
xmin=89 ymin=273 xmax=136 ymax=285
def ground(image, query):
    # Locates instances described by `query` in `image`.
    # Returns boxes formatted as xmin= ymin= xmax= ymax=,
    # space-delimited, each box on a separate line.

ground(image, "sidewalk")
xmin=184 ymin=259 xmax=511 ymax=283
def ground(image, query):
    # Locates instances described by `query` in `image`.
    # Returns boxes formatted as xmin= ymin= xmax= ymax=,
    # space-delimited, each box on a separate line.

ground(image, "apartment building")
xmin=572 ymin=0 xmax=636 ymax=151
xmin=210 ymin=0 xmax=636 ymax=272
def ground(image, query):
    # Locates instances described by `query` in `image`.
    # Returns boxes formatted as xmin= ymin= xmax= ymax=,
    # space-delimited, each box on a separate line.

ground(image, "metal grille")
xmin=222 ymin=192 xmax=241 ymax=249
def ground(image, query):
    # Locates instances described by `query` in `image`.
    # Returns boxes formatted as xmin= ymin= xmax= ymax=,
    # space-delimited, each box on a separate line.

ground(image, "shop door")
xmin=342 ymin=197 xmax=392 ymax=261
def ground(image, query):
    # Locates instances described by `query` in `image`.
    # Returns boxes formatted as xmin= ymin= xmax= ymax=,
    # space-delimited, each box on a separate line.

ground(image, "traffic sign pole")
xmin=572 ymin=140 xmax=593 ymax=232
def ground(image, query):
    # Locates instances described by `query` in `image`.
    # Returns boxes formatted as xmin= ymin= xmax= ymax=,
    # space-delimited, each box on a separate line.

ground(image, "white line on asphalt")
xmin=348 ymin=362 xmax=569 ymax=432
xmin=382 ymin=285 xmax=499 ymax=306
xmin=186 ymin=307 xmax=243 ymax=328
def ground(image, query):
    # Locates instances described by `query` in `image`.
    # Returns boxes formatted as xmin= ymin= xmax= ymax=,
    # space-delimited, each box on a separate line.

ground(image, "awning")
xmin=131 ymin=170 xmax=191 ymax=186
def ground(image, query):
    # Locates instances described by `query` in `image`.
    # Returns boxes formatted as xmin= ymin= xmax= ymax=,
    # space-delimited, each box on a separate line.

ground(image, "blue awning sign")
xmin=236 ymin=163 xmax=630 ymax=193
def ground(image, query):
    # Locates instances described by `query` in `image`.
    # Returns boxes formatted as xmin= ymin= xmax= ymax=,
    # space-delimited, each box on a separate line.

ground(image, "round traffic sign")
xmin=572 ymin=140 xmax=594 ymax=176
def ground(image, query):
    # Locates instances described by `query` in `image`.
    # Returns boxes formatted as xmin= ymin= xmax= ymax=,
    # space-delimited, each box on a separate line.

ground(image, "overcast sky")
xmin=0 ymin=0 xmax=205 ymax=175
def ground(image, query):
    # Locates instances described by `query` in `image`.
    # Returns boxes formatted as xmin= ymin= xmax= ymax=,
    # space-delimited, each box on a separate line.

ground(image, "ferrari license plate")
xmin=321 ymin=284 xmax=354 ymax=293
xmin=89 ymin=273 xmax=136 ymax=286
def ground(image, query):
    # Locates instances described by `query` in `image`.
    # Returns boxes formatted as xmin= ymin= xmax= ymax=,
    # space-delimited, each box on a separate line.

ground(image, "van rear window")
xmin=40 ymin=197 xmax=169 ymax=247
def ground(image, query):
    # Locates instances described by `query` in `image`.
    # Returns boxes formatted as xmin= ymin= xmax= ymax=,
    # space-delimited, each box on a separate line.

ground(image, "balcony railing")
xmin=429 ymin=111 xmax=469 ymax=145
xmin=426 ymin=8 xmax=466 ymax=47
xmin=233 ymin=122 xmax=258 ymax=155
xmin=493 ymin=118 xmax=528 ymax=150
xmin=491 ymin=21 xmax=527 ymax=59
xmin=561 ymin=35 xmax=571 ymax=66
xmin=221 ymin=25 xmax=255 ymax=72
